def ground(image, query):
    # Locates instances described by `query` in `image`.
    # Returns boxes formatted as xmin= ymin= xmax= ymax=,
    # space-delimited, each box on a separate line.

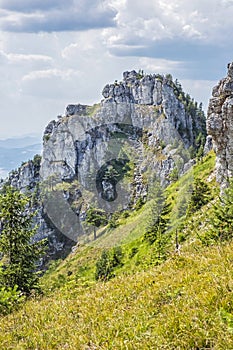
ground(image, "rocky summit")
xmin=41 ymin=70 xmax=205 ymax=185
xmin=2 ymin=70 xmax=206 ymax=258
xmin=207 ymin=62 xmax=233 ymax=189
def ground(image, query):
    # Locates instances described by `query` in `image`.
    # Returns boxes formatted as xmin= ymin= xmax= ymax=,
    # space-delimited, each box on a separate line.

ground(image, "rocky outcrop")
xmin=207 ymin=62 xmax=233 ymax=186
xmin=38 ymin=71 xmax=206 ymax=244
xmin=2 ymin=70 xmax=207 ymax=255
xmin=6 ymin=156 xmax=40 ymax=193
xmin=2 ymin=155 xmax=75 ymax=259
xmin=41 ymin=71 xmax=205 ymax=184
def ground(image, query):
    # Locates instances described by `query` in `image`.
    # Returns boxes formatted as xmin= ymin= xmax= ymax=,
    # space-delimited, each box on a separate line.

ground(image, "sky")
xmin=0 ymin=0 xmax=233 ymax=139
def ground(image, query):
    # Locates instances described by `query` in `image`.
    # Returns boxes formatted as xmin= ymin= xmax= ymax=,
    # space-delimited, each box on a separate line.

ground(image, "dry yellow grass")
xmin=1 ymin=242 xmax=233 ymax=349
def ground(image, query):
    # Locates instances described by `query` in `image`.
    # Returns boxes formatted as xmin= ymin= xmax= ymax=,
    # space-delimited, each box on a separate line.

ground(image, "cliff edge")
xmin=207 ymin=62 xmax=233 ymax=187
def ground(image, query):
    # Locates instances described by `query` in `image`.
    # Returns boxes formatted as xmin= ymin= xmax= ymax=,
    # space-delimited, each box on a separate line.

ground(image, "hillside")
xmin=1 ymin=65 xmax=233 ymax=349
xmin=2 ymin=151 xmax=233 ymax=349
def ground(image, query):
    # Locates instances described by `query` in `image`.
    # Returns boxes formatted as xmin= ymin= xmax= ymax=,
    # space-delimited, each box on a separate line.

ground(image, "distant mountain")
xmin=0 ymin=136 xmax=42 ymax=178
xmin=0 ymin=136 xmax=41 ymax=149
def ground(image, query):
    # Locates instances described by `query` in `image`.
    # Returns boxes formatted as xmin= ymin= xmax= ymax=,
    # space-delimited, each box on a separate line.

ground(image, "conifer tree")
xmin=86 ymin=207 xmax=108 ymax=240
xmin=0 ymin=186 xmax=46 ymax=295
xmin=143 ymin=182 xmax=171 ymax=261
xmin=186 ymin=178 xmax=211 ymax=217
xmin=209 ymin=179 xmax=233 ymax=241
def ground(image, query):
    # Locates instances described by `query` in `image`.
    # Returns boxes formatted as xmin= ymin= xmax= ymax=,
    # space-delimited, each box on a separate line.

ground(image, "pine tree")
xmin=186 ymin=178 xmax=211 ymax=217
xmin=86 ymin=207 xmax=108 ymax=240
xmin=208 ymin=179 xmax=233 ymax=241
xmin=0 ymin=186 xmax=46 ymax=295
xmin=143 ymin=183 xmax=171 ymax=261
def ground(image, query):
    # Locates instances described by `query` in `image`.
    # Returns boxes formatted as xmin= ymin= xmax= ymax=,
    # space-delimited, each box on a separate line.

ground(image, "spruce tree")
xmin=0 ymin=186 xmax=46 ymax=295
xmin=143 ymin=182 xmax=171 ymax=261
xmin=186 ymin=178 xmax=211 ymax=217
xmin=209 ymin=179 xmax=233 ymax=241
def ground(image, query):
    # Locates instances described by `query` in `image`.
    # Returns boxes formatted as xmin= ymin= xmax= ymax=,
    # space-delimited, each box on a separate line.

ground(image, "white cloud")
xmin=7 ymin=53 xmax=52 ymax=63
xmin=61 ymin=41 xmax=96 ymax=60
xmin=0 ymin=0 xmax=232 ymax=140
xmin=104 ymin=0 xmax=233 ymax=51
xmin=138 ymin=57 xmax=183 ymax=74
xmin=22 ymin=68 xmax=80 ymax=82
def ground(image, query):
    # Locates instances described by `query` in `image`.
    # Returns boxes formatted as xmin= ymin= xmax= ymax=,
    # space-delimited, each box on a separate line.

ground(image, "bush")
xmin=0 ymin=285 xmax=25 ymax=315
xmin=128 ymin=247 xmax=138 ymax=258
xmin=95 ymin=247 xmax=123 ymax=281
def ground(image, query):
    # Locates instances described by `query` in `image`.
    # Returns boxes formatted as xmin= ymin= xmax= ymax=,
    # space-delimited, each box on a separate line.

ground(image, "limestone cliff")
xmin=2 ymin=155 xmax=75 ymax=258
xmin=207 ymin=62 xmax=233 ymax=187
xmin=41 ymin=71 xmax=205 ymax=184
xmin=3 ymin=70 xmax=206 ymax=254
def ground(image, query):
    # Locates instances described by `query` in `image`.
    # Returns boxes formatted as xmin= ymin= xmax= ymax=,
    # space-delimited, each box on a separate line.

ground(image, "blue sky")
xmin=0 ymin=0 xmax=233 ymax=138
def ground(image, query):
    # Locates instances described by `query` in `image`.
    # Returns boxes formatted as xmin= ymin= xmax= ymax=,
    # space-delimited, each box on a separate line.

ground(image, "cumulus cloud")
xmin=61 ymin=42 xmax=96 ymax=60
xmin=0 ymin=0 xmax=232 ymax=138
xmin=106 ymin=0 xmax=233 ymax=46
xmin=101 ymin=0 xmax=233 ymax=80
xmin=0 ymin=0 xmax=117 ymax=32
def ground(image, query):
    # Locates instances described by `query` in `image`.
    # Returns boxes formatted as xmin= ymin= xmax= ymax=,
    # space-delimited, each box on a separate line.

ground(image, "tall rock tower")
xmin=207 ymin=62 xmax=233 ymax=187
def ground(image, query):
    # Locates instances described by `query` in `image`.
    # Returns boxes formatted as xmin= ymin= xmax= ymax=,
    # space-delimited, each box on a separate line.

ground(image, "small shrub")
xmin=95 ymin=250 xmax=112 ymax=281
xmin=121 ymin=210 xmax=130 ymax=218
xmin=169 ymin=167 xmax=179 ymax=182
xmin=43 ymin=134 xmax=50 ymax=142
xmin=110 ymin=246 xmax=123 ymax=268
xmin=108 ymin=212 xmax=120 ymax=229
xmin=95 ymin=247 xmax=124 ymax=281
xmin=128 ymin=247 xmax=138 ymax=258
xmin=0 ymin=286 xmax=25 ymax=315
xmin=186 ymin=178 xmax=211 ymax=217
xmin=134 ymin=198 xmax=145 ymax=211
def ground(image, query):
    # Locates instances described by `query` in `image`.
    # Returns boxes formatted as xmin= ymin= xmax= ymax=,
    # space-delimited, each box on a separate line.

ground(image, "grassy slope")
xmin=2 ymin=151 xmax=233 ymax=349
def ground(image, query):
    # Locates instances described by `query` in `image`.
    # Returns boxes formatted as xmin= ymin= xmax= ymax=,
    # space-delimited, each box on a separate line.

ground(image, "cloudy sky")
xmin=0 ymin=0 xmax=233 ymax=139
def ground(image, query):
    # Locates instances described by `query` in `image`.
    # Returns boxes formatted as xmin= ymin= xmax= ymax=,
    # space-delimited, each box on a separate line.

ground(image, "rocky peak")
xmin=2 ymin=69 xmax=207 ymax=258
xmin=102 ymin=70 xmax=172 ymax=106
xmin=41 ymin=71 xmax=206 ymax=185
xmin=207 ymin=62 xmax=233 ymax=186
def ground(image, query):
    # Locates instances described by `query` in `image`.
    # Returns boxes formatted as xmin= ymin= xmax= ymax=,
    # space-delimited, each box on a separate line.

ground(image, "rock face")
xmin=2 ymin=155 xmax=75 ymax=259
xmin=3 ymin=70 xmax=206 ymax=256
xmin=207 ymin=62 xmax=233 ymax=187
xmin=41 ymin=71 xmax=205 ymax=183
xmin=38 ymin=71 xmax=206 ymax=245
xmin=6 ymin=156 xmax=40 ymax=193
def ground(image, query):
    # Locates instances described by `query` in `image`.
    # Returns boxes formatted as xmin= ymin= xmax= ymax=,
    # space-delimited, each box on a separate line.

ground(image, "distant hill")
xmin=0 ymin=136 xmax=41 ymax=149
xmin=0 ymin=136 xmax=42 ymax=178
